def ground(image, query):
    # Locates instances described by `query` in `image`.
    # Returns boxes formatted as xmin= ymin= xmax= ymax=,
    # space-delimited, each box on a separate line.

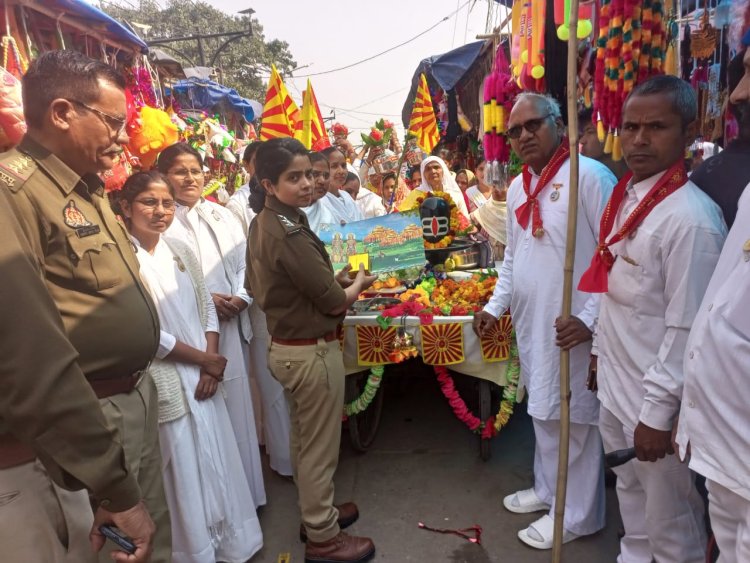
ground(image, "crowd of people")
xmin=0 ymin=43 xmax=748 ymax=563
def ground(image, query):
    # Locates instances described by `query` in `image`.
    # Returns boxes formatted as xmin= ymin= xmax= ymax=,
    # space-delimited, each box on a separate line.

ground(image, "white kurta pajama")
xmin=168 ymin=200 xmax=266 ymax=508
xmin=484 ymin=155 xmax=615 ymax=536
xmin=595 ymin=173 xmax=726 ymax=563
xmin=226 ymin=184 xmax=256 ymax=235
xmin=676 ymin=185 xmax=750 ymax=563
xmin=137 ymin=237 xmax=263 ymax=563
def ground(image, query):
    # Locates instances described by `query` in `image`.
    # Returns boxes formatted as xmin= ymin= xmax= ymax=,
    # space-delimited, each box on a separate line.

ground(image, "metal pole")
xmin=552 ymin=0 xmax=580 ymax=560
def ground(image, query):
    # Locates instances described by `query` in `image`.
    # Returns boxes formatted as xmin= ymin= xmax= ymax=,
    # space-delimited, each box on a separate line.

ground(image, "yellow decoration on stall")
xmin=480 ymin=315 xmax=513 ymax=362
xmin=420 ymin=323 xmax=464 ymax=366
xmin=612 ymin=133 xmax=623 ymax=161
xmin=604 ymin=130 xmax=614 ymax=154
xmin=355 ymin=325 xmax=396 ymax=366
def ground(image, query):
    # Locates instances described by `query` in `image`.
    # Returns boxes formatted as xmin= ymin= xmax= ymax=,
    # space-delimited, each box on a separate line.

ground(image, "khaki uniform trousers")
xmin=0 ymin=460 xmax=96 ymax=563
xmin=98 ymin=375 xmax=172 ymax=563
xmin=268 ymin=338 xmax=345 ymax=543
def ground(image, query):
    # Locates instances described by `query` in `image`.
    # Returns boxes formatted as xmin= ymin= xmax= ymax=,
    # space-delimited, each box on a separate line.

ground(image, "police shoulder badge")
xmin=277 ymin=213 xmax=301 ymax=234
xmin=63 ymin=200 xmax=93 ymax=229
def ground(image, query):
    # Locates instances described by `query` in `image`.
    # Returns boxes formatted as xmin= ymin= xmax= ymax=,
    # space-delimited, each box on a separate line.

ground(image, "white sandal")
xmin=517 ymin=514 xmax=580 ymax=550
xmin=503 ymin=488 xmax=551 ymax=514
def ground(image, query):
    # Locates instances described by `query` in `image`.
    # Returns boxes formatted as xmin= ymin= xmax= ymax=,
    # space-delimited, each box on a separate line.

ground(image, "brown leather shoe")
xmin=299 ymin=502 xmax=359 ymax=542
xmin=305 ymin=531 xmax=375 ymax=563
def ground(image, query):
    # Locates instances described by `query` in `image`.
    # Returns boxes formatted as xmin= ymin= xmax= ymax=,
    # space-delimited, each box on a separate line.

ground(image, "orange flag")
xmin=260 ymin=64 xmax=300 ymax=140
xmin=408 ymin=73 xmax=440 ymax=153
xmin=295 ymin=79 xmax=331 ymax=151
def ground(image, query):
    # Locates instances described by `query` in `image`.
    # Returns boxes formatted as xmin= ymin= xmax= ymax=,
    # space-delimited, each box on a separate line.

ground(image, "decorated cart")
xmin=341 ymin=309 xmax=519 ymax=460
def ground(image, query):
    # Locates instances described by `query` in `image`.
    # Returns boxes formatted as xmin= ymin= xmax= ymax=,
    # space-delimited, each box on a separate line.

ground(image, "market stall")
xmin=338 ymin=265 xmax=520 ymax=460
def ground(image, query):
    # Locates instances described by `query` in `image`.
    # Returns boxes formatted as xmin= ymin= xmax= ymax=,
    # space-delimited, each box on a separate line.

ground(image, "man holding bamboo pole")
xmin=474 ymin=92 xmax=615 ymax=550
xmin=580 ymin=75 xmax=726 ymax=563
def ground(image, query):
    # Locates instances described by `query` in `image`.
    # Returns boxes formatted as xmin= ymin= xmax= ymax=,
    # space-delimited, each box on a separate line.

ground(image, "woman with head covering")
xmin=397 ymin=156 xmax=470 ymax=219
xmin=159 ymin=143 xmax=266 ymax=508
xmin=456 ymin=169 xmax=476 ymax=193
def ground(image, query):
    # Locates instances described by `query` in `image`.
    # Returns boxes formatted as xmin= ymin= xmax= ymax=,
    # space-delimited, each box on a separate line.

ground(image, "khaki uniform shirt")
xmin=2 ymin=137 xmax=160 ymax=381
xmin=0 ymin=186 xmax=140 ymax=511
xmin=246 ymin=197 xmax=346 ymax=339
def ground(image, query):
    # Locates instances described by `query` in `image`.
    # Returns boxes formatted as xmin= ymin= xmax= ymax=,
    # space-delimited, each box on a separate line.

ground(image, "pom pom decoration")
xmin=554 ymin=0 xmax=594 ymax=42
xmin=127 ymin=106 xmax=179 ymax=169
xmin=482 ymin=44 xmax=520 ymax=187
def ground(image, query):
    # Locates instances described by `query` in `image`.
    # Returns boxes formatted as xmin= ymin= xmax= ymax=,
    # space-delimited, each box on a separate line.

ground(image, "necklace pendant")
xmin=533 ymin=227 xmax=545 ymax=238
xmin=550 ymin=190 xmax=560 ymax=202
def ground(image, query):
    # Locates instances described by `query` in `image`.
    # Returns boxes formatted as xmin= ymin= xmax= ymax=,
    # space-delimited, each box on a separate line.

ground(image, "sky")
xmin=200 ymin=0 xmax=508 ymax=140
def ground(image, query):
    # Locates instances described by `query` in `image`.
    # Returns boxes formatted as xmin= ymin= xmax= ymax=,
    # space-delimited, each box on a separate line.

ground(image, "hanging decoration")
xmin=554 ymin=0 xmax=594 ymax=41
xmin=483 ymin=44 xmax=519 ymax=188
xmin=479 ymin=315 xmax=513 ymax=363
xmin=127 ymin=105 xmax=179 ymax=169
xmin=690 ymin=4 xmax=718 ymax=60
xmin=0 ymin=67 xmax=25 ymax=150
xmin=420 ymin=323 xmax=465 ymax=366
xmin=343 ymin=366 xmax=385 ymax=418
xmin=593 ymin=0 xmax=669 ymax=161
xmin=512 ymin=0 xmax=547 ymax=91
xmin=355 ymin=325 xmax=397 ymax=366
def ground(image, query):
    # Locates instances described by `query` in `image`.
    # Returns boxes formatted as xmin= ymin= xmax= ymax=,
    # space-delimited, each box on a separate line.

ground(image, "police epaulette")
xmin=276 ymin=213 xmax=302 ymax=235
xmin=0 ymin=152 xmax=35 ymax=192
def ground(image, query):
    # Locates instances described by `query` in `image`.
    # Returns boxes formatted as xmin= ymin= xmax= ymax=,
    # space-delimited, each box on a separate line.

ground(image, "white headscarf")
xmin=417 ymin=156 xmax=470 ymax=218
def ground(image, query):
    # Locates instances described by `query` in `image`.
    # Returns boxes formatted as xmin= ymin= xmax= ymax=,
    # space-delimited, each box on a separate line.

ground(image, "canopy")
xmin=401 ymin=40 xmax=490 ymax=131
xmin=42 ymin=0 xmax=148 ymax=52
xmin=169 ymin=77 xmax=262 ymax=123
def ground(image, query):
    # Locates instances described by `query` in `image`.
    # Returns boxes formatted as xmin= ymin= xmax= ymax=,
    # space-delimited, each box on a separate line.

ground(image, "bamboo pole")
xmin=552 ymin=0 xmax=580 ymax=560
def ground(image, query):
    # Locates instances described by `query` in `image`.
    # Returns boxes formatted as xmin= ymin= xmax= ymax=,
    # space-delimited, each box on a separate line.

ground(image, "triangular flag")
xmin=260 ymin=64 xmax=300 ymax=141
xmin=295 ymin=79 xmax=331 ymax=151
xmin=408 ymin=73 xmax=440 ymax=153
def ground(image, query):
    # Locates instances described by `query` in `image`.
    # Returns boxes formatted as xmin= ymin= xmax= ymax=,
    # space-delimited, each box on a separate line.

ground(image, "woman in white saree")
xmin=117 ymin=171 xmax=263 ymax=563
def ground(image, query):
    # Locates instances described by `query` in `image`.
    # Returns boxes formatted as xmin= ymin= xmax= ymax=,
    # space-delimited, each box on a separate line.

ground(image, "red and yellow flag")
xmin=408 ymin=73 xmax=440 ymax=153
xmin=260 ymin=64 xmax=300 ymax=141
xmin=480 ymin=315 xmax=513 ymax=362
xmin=295 ymin=79 xmax=331 ymax=151
xmin=356 ymin=325 xmax=396 ymax=366
xmin=420 ymin=323 xmax=464 ymax=366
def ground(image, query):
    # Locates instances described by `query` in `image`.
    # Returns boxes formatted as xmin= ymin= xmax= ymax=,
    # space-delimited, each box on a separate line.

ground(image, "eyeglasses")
xmin=169 ymin=168 xmax=204 ymax=179
xmin=69 ymin=99 xmax=127 ymax=136
xmin=134 ymin=197 xmax=176 ymax=212
xmin=506 ymin=113 xmax=554 ymax=140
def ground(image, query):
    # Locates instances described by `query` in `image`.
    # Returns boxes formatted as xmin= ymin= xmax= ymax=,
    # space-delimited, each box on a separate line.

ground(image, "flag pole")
xmin=552 ymin=0 xmax=580 ymax=560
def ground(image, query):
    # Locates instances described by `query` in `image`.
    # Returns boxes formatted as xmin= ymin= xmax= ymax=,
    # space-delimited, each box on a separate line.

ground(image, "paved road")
xmin=254 ymin=366 xmax=622 ymax=562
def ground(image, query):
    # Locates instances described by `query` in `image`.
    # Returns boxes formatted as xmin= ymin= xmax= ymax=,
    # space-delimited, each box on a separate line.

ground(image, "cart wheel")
xmin=346 ymin=371 xmax=385 ymax=453
xmin=479 ymin=379 xmax=492 ymax=461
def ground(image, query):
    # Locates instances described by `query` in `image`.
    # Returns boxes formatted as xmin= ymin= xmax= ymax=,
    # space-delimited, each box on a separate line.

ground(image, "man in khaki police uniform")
xmin=0 ymin=187 xmax=155 ymax=562
xmin=0 ymin=50 xmax=170 ymax=561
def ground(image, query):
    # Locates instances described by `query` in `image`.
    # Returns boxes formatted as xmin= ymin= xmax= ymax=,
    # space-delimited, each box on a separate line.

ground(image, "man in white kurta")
xmin=675 ymin=184 xmax=750 ymax=563
xmin=476 ymin=93 xmax=615 ymax=549
xmin=589 ymin=77 xmax=726 ymax=563
xmin=168 ymin=199 xmax=266 ymax=508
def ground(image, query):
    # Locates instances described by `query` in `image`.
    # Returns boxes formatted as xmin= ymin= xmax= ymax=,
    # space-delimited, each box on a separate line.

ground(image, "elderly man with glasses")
xmin=0 ymin=50 xmax=170 ymax=563
xmin=473 ymin=92 xmax=616 ymax=550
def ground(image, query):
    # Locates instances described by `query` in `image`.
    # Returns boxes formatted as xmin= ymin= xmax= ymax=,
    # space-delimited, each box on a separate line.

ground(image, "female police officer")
xmin=245 ymin=138 xmax=376 ymax=563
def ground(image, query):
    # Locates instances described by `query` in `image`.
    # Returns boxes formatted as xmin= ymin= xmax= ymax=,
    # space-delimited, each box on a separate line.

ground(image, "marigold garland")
xmin=434 ymin=337 xmax=521 ymax=440
xmin=343 ymin=365 xmax=385 ymax=417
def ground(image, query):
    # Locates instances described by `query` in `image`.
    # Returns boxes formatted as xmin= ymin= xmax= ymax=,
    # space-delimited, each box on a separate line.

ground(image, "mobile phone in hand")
xmin=99 ymin=524 xmax=136 ymax=555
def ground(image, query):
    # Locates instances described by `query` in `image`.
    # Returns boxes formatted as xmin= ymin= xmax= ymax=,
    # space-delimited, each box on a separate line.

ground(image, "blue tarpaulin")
xmin=169 ymin=78 xmax=261 ymax=123
xmin=53 ymin=0 xmax=148 ymax=52
xmin=401 ymin=40 xmax=488 ymax=128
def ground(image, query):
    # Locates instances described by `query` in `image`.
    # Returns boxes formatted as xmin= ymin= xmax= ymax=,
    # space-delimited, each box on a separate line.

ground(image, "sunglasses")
xmin=506 ymin=113 xmax=555 ymax=140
